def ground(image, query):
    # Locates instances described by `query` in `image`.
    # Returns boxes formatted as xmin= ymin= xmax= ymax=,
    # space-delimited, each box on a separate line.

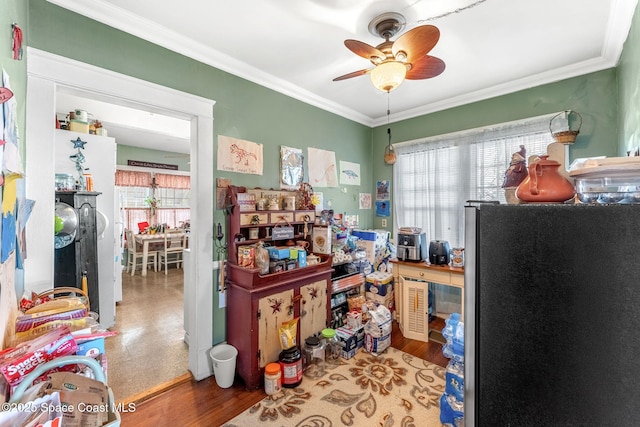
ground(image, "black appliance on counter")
xmin=464 ymin=203 xmax=640 ymax=426
xmin=429 ymin=240 xmax=450 ymax=265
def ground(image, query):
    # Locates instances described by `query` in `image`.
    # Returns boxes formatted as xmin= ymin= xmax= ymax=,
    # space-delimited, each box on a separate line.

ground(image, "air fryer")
xmin=429 ymin=240 xmax=451 ymax=265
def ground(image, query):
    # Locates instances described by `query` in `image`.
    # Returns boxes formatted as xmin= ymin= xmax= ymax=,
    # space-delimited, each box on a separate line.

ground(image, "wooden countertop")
xmin=390 ymin=258 xmax=464 ymax=275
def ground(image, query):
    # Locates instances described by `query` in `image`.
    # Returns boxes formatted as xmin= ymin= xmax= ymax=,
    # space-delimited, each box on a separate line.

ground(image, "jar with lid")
xmin=302 ymin=336 xmax=324 ymax=371
xmin=264 ymin=362 xmax=282 ymax=395
xmin=321 ymin=328 xmax=342 ymax=363
xmin=55 ymin=173 xmax=76 ymax=191
xmin=279 ymin=346 xmax=303 ymax=388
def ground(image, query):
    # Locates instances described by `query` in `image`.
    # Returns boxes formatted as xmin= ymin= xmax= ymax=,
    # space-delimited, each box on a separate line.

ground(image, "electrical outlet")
xmin=381 ymin=219 xmax=387 ymax=227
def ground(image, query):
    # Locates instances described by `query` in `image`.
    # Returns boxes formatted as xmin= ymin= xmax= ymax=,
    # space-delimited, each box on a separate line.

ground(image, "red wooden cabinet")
xmin=224 ymin=186 xmax=332 ymax=389
xmin=226 ymin=268 xmax=332 ymax=390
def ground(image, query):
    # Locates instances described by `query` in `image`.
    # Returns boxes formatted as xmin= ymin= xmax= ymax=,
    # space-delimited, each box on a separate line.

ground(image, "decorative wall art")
xmin=312 ymin=192 xmax=323 ymax=214
xmin=217 ymin=135 xmax=263 ymax=175
xmin=339 ymin=161 xmax=360 ymax=185
xmin=308 ymin=147 xmax=338 ymax=187
xmin=375 ymin=200 xmax=391 ymax=217
xmin=280 ymin=146 xmax=304 ymax=190
xmin=2 ymin=69 xmax=23 ymax=263
xmin=376 ymin=180 xmax=390 ymax=200
xmin=359 ymin=193 xmax=372 ymax=210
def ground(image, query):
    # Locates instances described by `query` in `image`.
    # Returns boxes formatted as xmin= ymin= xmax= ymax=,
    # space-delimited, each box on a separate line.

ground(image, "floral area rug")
xmin=223 ymin=347 xmax=446 ymax=427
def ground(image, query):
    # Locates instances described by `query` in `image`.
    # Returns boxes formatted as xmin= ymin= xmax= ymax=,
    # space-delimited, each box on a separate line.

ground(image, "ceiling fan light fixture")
xmin=370 ymin=61 xmax=407 ymax=92
xmin=395 ymin=51 xmax=407 ymax=62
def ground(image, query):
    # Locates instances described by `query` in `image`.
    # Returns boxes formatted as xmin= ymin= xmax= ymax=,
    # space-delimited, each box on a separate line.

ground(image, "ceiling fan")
xmin=333 ymin=12 xmax=445 ymax=92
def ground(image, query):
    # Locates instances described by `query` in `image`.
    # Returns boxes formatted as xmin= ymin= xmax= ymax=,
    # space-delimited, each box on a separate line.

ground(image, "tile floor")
xmin=105 ymin=266 xmax=189 ymax=402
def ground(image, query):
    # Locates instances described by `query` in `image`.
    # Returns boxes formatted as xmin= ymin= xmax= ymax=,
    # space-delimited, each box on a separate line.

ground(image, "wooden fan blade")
xmin=333 ymin=69 xmax=370 ymax=81
xmin=406 ymin=56 xmax=446 ymax=80
xmin=344 ymin=39 xmax=386 ymax=62
xmin=392 ymin=25 xmax=440 ymax=63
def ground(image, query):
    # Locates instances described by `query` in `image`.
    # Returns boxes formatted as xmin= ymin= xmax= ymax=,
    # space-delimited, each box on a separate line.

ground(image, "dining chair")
xmin=125 ymin=229 xmax=158 ymax=276
xmin=158 ymin=231 xmax=186 ymax=275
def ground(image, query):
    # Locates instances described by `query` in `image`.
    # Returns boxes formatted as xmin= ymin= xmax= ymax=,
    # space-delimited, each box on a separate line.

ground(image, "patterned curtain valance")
xmin=115 ymin=170 xmax=152 ymax=187
xmin=155 ymin=173 xmax=190 ymax=189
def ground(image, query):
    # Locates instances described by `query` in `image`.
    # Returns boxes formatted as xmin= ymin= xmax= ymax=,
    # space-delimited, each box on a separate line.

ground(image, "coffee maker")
xmin=396 ymin=232 xmax=428 ymax=262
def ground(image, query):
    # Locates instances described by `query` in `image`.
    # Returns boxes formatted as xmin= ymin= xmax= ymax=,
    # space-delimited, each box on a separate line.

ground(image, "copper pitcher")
xmin=515 ymin=155 xmax=575 ymax=203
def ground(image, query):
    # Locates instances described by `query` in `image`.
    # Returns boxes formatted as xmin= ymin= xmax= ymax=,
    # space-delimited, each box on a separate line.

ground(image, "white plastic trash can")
xmin=209 ymin=343 xmax=238 ymax=388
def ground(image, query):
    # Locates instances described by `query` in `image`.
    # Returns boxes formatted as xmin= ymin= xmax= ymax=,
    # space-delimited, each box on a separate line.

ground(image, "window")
xmin=115 ymin=169 xmax=191 ymax=232
xmin=393 ymin=112 xmax=569 ymax=248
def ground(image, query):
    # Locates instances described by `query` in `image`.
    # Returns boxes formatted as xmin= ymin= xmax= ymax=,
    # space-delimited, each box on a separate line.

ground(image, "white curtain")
xmin=393 ymin=112 xmax=569 ymax=314
xmin=393 ymin=112 xmax=569 ymax=248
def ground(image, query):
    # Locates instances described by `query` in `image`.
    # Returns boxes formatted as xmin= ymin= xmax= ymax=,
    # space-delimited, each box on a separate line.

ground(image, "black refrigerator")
xmin=464 ymin=203 xmax=640 ymax=426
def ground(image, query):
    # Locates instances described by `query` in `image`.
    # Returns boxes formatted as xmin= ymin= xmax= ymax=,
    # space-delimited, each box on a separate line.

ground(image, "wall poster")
xmin=359 ymin=193 xmax=371 ymax=210
xmin=217 ymin=135 xmax=263 ymax=175
xmin=339 ymin=161 xmax=360 ymax=186
xmin=307 ymin=147 xmax=338 ymax=188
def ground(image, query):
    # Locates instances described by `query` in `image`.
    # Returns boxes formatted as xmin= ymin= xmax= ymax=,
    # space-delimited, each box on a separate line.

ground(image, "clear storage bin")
xmin=569 ymin=157 xmax=640 ymax=204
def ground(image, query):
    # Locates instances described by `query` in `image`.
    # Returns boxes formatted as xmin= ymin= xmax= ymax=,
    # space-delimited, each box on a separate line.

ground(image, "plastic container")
xmin=279 ymin=346 xmax=302 ymax=387
xmin=569 ymin=156 xmax=640 ymax=204
xmin=302 ymin=336 xmax=324 ymax=371
xmin=573 ymin=174 xmax=640 ymax=204
xmin=209 ymin=343 xmax=238 ymax=388
xmin=264 ymin=362 xmax=282 ymax=395
xmin=321 ymin=328 xmax=341 ymax=363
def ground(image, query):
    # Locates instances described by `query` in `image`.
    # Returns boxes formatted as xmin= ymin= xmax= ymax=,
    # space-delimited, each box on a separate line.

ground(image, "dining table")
xmin=135 ymin=232 xmax=188 ymax=276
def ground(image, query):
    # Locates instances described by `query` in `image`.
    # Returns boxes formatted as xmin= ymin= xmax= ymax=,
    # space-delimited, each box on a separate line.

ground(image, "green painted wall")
xmin=618 ymin=1 xmax=640 ymax=155
xmin=1 ymin=1 xmax=27 ymax=153
xmin=28 ymin=0 xmax=373 ymax=223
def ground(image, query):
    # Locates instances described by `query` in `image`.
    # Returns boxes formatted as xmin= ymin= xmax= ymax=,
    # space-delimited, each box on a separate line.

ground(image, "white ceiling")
xmin=49 ymin=0 xmax=638 ymax=147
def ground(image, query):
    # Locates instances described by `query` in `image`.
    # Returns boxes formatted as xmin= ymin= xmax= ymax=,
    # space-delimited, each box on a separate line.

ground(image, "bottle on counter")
xmin=264 ymin=362 xmax=282 ymax=395
xmin=279 ymin=346 xmax=302 ymax=388
xmin=302 ymin=336 xmax=325 ymax=372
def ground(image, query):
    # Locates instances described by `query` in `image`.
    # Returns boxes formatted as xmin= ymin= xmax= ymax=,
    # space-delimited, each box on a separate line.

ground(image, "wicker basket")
xmin=550 ymin=110 xmax=582 ymax=144
xmin=35 ymin=286 xmax=91 ymax=312
xmin=384 ymin=144 xmax=397 ymax=165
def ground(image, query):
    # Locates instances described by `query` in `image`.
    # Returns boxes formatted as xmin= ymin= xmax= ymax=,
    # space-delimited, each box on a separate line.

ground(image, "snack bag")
xmin=279 ymin=317 xmax=299 ymax=350
xmin=0 ymin=326 xmax=78 ymax=386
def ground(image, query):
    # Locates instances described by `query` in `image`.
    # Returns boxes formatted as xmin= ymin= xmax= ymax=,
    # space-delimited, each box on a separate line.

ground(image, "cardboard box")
xmin=75 ymin=337 xmax=105 ymax=358
xmin=68 ymin=120 xmax=89 ymax=133
xmin=336 ymin=325 xmax=365 ymax=359
xmin=313 ymin=226 xmax=332 ymax=254
xmin=237 ymin=193 xmax=256 ymax=212
xmin=267 ymin=246 xmax=291 ymax=260
xmin=352 ymin=229 xmax=390 ymax=267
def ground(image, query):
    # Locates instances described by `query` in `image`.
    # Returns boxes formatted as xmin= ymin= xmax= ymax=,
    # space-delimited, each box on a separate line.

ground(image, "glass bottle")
xmin=321 ymin=328 xmax=341 ymax=363
xmin=302 ymin=336 xmax=324 ymax=371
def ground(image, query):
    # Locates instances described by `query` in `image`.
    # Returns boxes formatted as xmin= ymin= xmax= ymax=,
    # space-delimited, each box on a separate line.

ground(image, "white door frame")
xmin=25 ymin=47 xmax=215 ymax=380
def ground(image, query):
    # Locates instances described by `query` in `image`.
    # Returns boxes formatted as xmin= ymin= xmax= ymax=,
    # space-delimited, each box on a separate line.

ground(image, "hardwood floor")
xmin=120 ymin=319 xmax=448 ymax=427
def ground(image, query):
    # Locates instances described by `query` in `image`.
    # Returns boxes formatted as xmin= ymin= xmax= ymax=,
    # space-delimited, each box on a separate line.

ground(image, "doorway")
xmin=25 ymin=48 xmax=216 ymax=382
